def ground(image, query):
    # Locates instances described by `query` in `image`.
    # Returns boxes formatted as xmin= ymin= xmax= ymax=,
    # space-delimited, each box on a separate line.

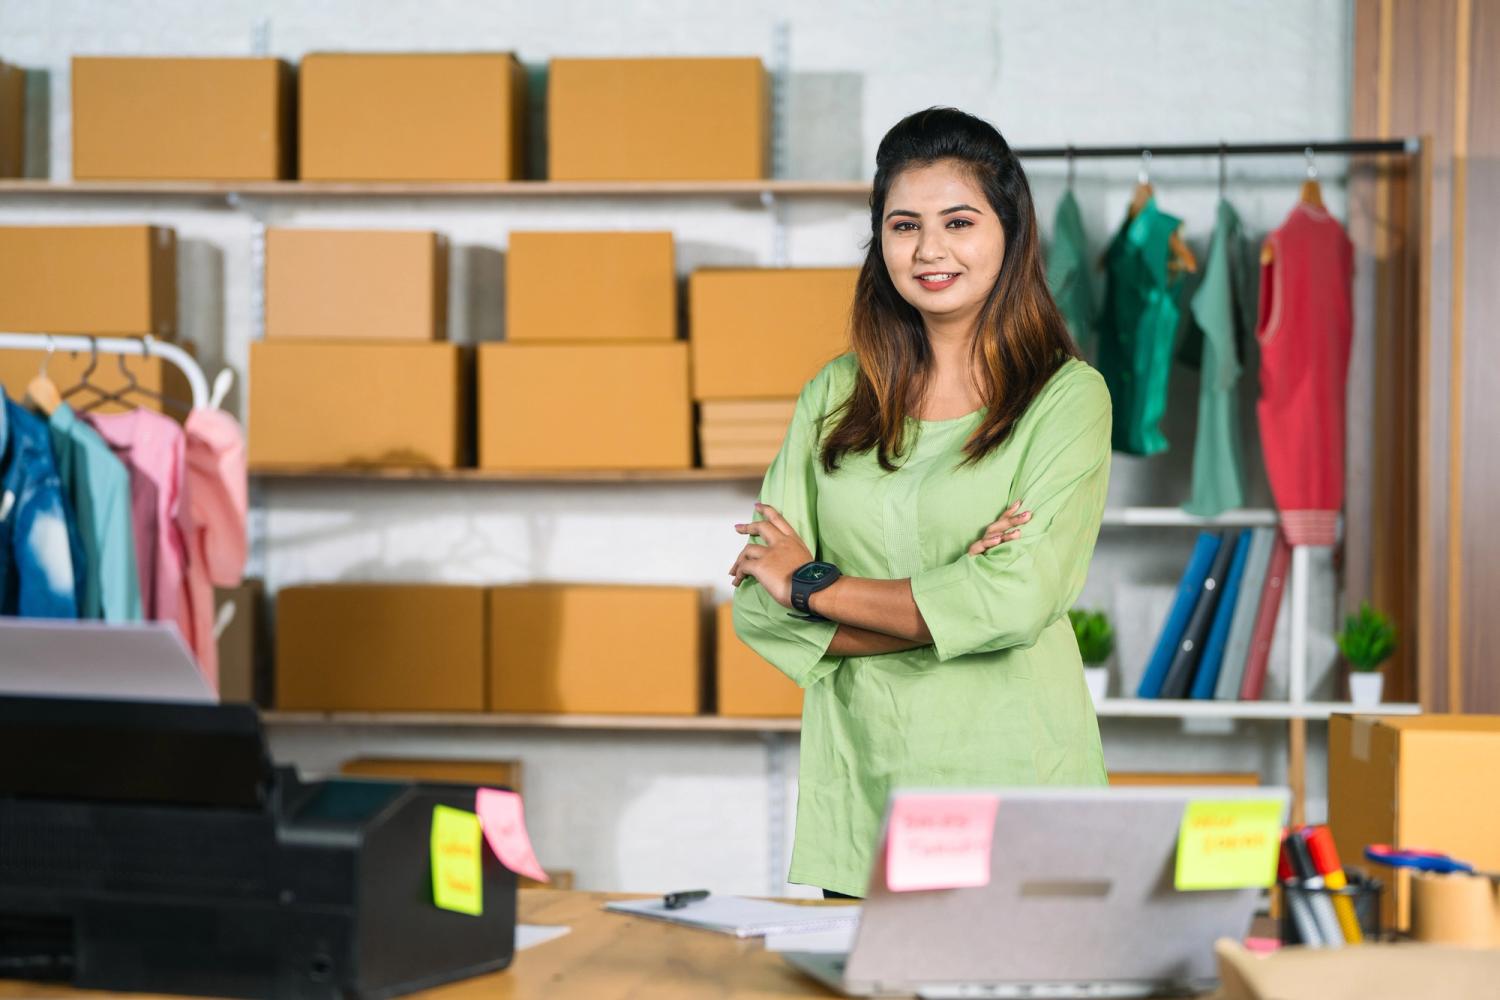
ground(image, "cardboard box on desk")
xmin=0 ymin=349 xmax=191 ymax=417
xmin=689 ymin=268 xmax=855 ymax=400
xmin=248 ymin=341 xmax=470 ymax=469
xmin=506 ymin=231 xmax=676 ymax=342
xmin=0 ymin=60 xmax=23 ymax=178
xmin=548 ymin=57 xmax=767 ymax=181
xmin=488 ymin=584 xmax=701 ymax=715
xmin=715 ymin=602 xmax=801 ymax=718
xmin=477 ymin=342 xmax=691 ymax=471
xmin=300 ymin=52 xmax=526 ymax=181
xmin=0 ymin=226 xmax=176 ymax=337
xmin=266 ymin=229 xmax=448 ymax=341
xmin=276 ymin=584 xmax=488 ymax=712
xmin=1328 ymin=713 xmax=1500 ymax=930
xmin=72 ymin=57 xmax=292 ymax=180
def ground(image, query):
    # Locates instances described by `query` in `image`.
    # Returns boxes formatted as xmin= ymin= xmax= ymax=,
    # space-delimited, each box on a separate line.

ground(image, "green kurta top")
xmin=733 ymin=353 xmax=1111 ymax=897
xmin=1047 ymin=190 xmax=1098 ymax=357
xmin=1183 ymin=199 xmax=1254 ymax=516
xmin=1098 ymin=197 xmax=1185 ymax=456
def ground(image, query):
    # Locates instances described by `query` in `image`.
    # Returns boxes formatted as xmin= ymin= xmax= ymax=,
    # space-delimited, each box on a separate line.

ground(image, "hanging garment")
xmin=48 ymin=403 xmax=143 ymax=622
xmin=87 ymin=408 xmax=195 ymax=652
xmin=1255 ymin=203 xmax=1353 ymax=546
xmin=1183 ymin=199 xmax=1256 ymax=516
xmin=734 ymin=353 xmax=1110 ymax=897
xmin=183 ymin=407 xmax=249 ymax=691
xmin=1047 ymin=189 xmax=1097 ymax=356
xmin=1098 ymin=197 xmax=1186 ymax=455
xmin=0 ymin=394 xmax=80 ymax=618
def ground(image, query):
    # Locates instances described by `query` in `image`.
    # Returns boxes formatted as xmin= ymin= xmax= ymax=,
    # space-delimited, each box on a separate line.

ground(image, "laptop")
xmin=781 ymin=785 xmax=1289 ymax=998
xmin=0 ymin=619 xmax=214 ymax=703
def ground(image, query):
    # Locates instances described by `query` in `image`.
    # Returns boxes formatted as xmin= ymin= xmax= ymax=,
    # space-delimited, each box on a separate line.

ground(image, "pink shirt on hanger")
xmin=87 ymin=408 xmax=195 ymax=660
xmin=183 ymin=407 xmax=248 ymax=692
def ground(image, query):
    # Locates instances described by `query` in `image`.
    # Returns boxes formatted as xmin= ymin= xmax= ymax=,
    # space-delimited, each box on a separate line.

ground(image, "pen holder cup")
xmin=1279 ymin=869 xmax=1384 ymax=946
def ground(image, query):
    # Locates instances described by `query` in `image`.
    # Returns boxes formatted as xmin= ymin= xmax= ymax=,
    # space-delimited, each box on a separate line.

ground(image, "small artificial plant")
xmin=1068 ymin=608 xmax=1114 ymax=666
xmin=1336 ymin=602 xmax=1397 ymax=673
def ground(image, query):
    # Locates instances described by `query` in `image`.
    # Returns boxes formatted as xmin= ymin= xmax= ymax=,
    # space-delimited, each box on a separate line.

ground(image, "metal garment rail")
xmin=0 ymin=332 xmax=209 ymax=411
xmin=1012 ymin=137 xmax=1420 ymax=158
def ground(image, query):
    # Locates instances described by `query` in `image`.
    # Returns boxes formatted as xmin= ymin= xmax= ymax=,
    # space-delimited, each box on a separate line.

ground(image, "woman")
xmin=730 ymin=107 xmax=1111 ymax=899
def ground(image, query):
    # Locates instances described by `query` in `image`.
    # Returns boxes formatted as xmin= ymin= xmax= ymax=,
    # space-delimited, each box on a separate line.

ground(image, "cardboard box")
xmin=72 ymin=57 xmax=291 ymax=180
xmin=477 ymin=343 xmax=691 ymax=470
xmin=700 ymin=443 xmax=780 ymax=469
xmin=715 ymin=602 xmax=801 ymax=718
xmin=340 ymin=757 xmax=522 ymax=796
xmin=249 ymin=342 xmax=469 ymax=468
xmin=488 ymin=584 xmax=701 ymax=715
xmin=0 ymin=349 xmax=191 ymax=417
xmin=1329 ymin=714 xmax=1500 ymax=929
xmin=266 ymin=229 xmax=448 ymax=341
xmin=216 ymin=580 xmax=270 ymax=706
xmin=0 ymin=60 xmax=23 ymax=178
xmin=689 ymin=268 xmax=855 ymax=399
xmin=548 ymin=58 xmax=767 ymax=181
xmin=276 ymin=584 xmax=488 ymax=711
xmin=700 ymin=399 xmax=797 ymax=425
xmin=300 ymin=53 xmax=526 ymax=181
xmin=506 ymin=231 xmax=675 ymax=342
xmin=0 ymin=226 xmax=176 ymax=337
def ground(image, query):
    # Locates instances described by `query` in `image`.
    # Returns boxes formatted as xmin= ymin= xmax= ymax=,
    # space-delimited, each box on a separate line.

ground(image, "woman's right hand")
xmin=966 ymin=499 xmax=1032 ymax=556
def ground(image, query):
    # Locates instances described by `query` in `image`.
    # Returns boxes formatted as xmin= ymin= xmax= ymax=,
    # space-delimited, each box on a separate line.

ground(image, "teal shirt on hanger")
xmin=1047 ymin=190 xmax=1097 ymax=356
xmin=1098 ymin=197 xmax=1185 ymax=456
xmin=1183 ymin=199 xmax=1257 ymax=516
xmin=49 ymin=402 xmax=142 ymax=622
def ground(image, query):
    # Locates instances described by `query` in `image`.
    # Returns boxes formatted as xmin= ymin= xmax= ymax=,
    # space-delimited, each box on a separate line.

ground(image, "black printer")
xmin=0 ymin=695 xmax=517 ymax=998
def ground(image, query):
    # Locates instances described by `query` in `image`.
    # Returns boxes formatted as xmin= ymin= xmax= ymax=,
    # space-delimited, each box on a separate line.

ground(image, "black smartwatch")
xmin=789 ymin=561 xmax=842 ymax=622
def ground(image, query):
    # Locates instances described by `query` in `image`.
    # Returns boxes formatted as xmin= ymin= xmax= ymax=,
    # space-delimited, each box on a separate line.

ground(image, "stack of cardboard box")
xmin=688 ymin=267 xmax=858 ymax=468
xmin=249 ymin=228 xmax=463 ymax=468
xmin=0 ymin=224 xmax=187 ymax=413
xmin=275 ymin=582 xmax=703 ymax=716
xmin=478 ymin=231 xmax=692 ymax=470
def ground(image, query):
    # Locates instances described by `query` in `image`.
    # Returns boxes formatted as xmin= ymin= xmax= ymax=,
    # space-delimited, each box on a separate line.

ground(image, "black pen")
xmin=662 ymin=889 xmax=710 ymax=910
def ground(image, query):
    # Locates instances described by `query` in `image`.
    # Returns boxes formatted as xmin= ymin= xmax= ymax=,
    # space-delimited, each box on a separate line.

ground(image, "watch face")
xmin=794 ymin=562 xmax=834 ymax=584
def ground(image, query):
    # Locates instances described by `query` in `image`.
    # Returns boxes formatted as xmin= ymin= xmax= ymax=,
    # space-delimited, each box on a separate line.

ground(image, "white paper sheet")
xmin=516 ymin=924 xmax=571 ymax=951
xmin=764 ymin=921 xmax=859 ymax=954
xmin=605 ymin=896 xmax=860 ymax=938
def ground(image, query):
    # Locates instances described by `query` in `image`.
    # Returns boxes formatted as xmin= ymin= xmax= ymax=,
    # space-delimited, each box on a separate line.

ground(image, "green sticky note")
xmin=1174 ymin=799 xmax=1283 ymax=891
xmin=431 ymin=805 xmax=483 ymax=916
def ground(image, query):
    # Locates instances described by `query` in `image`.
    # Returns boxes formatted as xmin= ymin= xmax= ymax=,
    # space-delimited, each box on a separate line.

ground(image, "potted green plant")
xmin=1069 ymin=608 xmax=1114 ymax=706
xmin=1337 ymin=602 xmax=1397 ymax=708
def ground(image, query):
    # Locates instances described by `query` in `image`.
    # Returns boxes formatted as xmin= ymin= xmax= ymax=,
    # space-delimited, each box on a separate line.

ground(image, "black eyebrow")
xmin=883 ymin=204 xmax=984 ymax=221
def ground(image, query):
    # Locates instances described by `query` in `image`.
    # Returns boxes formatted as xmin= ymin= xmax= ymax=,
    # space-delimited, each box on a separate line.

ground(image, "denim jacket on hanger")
xmin=0 ymin=394 xmax=81 ymax=618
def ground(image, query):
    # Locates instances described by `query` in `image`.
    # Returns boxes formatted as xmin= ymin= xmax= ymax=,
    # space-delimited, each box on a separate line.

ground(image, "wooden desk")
xmin=0 ymin=890 xmax=842 ymax=999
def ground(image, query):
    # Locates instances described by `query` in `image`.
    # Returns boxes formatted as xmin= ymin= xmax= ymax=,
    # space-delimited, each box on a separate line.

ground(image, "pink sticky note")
xmin=475 ymin=788 xmax=549 ymax=883
xmin=884 ymin=792 xmax=999 ymax=893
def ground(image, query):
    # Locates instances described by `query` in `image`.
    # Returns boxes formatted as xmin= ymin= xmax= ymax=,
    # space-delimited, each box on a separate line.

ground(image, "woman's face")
xmin=880 ymin=159 xmax=1005 ymax=332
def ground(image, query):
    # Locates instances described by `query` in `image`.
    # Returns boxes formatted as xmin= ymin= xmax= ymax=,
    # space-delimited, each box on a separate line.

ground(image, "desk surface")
xmin=0 ymin=890 xmax=843 ymax=1000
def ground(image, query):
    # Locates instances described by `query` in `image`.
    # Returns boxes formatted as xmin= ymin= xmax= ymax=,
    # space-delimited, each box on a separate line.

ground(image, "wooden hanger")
xmin=1126 ymin=151 xmax=1197 ymax=275
xmin=1264 ymin=148 xmax=1325 ymax=265
xmin=24 ymin=337 xmax=62 ymax=416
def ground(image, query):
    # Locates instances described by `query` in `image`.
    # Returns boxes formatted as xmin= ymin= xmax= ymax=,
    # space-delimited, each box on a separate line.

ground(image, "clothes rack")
xmin=0 ymin=332 xmax=209 ymax=411
xmin=1014 ymin=137 xmax=1420 ymax=159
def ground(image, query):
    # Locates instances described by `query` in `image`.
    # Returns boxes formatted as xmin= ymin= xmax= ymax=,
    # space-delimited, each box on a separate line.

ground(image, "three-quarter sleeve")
xmin=909 ymin=365 xmax=1112 ymax=662
xmin=732 ymin=369 xmax=843 ymax=689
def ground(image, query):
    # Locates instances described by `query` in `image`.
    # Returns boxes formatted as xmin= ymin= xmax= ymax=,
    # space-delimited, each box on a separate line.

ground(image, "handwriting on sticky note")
xmin=885 ymin=793 xmax=999 ymax=893
xmin=476 ymin=788 xmax=549 ymax=883
xmin=1174 ymin=799 xmax=1283 ymax=891
xmin=431 ymin=805 xmax=483 ymax=916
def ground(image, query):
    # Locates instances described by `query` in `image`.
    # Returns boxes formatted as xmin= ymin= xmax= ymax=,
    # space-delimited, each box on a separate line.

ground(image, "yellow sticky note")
xmin=1174 ymin=799 xmax=1283 ymax=891
xmin=431 ymin=805 xmax=483 ymax=916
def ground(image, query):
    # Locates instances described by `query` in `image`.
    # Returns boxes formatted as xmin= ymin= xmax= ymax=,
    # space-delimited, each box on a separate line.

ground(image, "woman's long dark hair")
xmin=821 ymin=107 xmax=1079 ymax=473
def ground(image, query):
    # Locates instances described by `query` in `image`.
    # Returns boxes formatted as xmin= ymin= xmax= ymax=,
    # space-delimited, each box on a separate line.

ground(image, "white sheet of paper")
xmin=0 ymin=620 xmax=213 ymax=703
xmin=605 ymin=896 xmax=860 ymax=938
xmin=516 ymin=924 xmax=571 ymax=951
xmin=764 ymin=921 xmax=860 ymax=954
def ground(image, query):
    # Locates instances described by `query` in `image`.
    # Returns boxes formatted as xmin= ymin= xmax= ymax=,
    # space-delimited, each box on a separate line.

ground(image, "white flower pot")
xmin=1349 ymin=671 xmax=1384 ymax=708
xmin=1083 ymin=665 xmax=1109 ymax=706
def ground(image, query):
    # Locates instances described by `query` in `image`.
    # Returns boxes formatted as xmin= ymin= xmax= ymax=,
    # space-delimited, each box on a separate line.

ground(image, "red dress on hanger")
xmin=1255 ymin=203 xmax=1353 ymax=547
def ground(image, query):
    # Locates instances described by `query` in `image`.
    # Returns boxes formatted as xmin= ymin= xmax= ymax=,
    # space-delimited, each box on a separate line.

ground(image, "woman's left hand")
xmin=729 ymin=503 xmax=814 ymax=609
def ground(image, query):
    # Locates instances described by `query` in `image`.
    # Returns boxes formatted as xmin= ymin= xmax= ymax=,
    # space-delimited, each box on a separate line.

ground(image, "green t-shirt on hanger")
xmin=1046 ymin=190 xmax=1096 ymax=356
xmin=1183 ymin=199 xmax=1256 ymax=516
xmin=1098 ymin=197 xmax=1185 ymax=456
